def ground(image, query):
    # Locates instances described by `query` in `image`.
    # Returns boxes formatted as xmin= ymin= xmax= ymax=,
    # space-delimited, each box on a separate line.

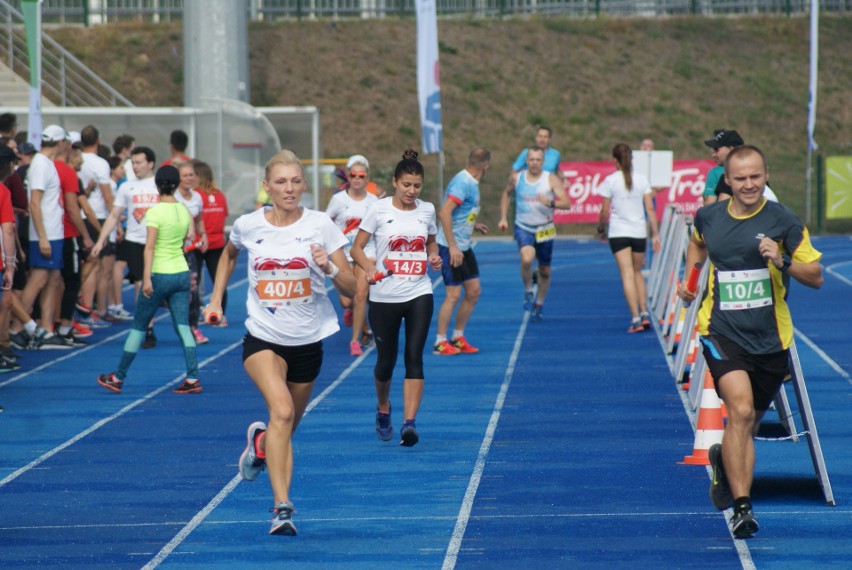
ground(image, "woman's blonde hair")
xmin=264 ymin=149 xmax=304 ymax=181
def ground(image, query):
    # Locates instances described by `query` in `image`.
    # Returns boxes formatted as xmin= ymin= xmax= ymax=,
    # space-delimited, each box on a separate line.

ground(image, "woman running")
xmin=350 ymin=149 xmax=442 ymax=447
xmin=204 ymin=150 xmax=355 ymax=536
xmin=325 ymin=154 xmax=378 ymax=356
xmin=97 ymin=165 xmax=201 ymax=394
xmin=597 ymin=142 xmax=660 ymax=332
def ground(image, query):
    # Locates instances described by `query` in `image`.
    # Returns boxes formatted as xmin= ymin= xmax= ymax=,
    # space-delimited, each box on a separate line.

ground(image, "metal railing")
xmin=0 ymin=0 xmax=134 ymax=106
xmin=3 ymin=0 xmax=850 ymax=23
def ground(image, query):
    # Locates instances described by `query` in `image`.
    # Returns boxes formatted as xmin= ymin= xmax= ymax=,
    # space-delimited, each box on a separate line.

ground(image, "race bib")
xmin=385 ymin=251 xmax=427 ymax=280
xmin=535 ymin=223 xmax=556 ymax=243
xmin=255 ymin=268 xmax=313 ymax=308
xmin=717 ymin=268 xmax=772 ymax=311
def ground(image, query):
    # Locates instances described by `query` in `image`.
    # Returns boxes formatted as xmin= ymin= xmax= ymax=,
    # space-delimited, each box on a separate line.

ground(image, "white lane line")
xmin=825 ymin=261 xmax=852 ymax=288
xmin=794 ymin=328 xmax=852 ymax=387
xmin=141 ymin=345 xmax=374 ymax=569
xmin=0 ymin=342 xmax=242 ymax=489
xmin=143 ymin=268 xmax=445 ymax=567
xmin=442 ymin=310 xmax=530 ymax=570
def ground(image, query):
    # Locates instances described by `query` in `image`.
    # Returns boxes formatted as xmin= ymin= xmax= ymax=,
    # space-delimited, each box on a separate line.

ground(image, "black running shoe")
xmin=731 ymin=502 xmax=759 ymax=539
xmin=142 ymin=328 xmax=157 ymax=349
xmin=400 ymin=420 xmax=419 ymax=447
xmin=709 ymin=444 xmax=733 ymax=510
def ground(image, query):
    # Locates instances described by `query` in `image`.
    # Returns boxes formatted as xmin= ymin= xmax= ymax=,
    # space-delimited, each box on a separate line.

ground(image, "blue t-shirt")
xmin=437 ymin=169 xmax=480 ymax=251
xmin=512 ymin=147 xmax=562 ymax=173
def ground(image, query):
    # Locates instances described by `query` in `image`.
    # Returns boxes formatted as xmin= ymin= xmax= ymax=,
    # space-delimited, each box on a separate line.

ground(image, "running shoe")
xmin=640 ymin=312 xmax=652 ymax=330
xmin=530 ymin=304 xmax=543 ymax=323
xmin=98 ymin=311 xmax=121 ymax=324
xmin=360 ymin=332 xmax=374 ymax=348
xmin=173 ymin=379 xmax=203 ymax=394
xmin=375 ymin=405 xmax=392 ymax=441
xmin=75 ymin=297 xmax=93 ymax=317
xmin=269 ymin=501 xmax=297 ymax=536
xmin=71 ymin=321 xmax=93 ymax=338
xmin=523 ymin=291 xmax=535 ymax=311
xmin=79 ymin=314 xmax=111 ymax=329
xmin=432 ymin=340 xmax=461 ymax=356
xmin=142 ymin=328 xmax=157 ymax=349
xmin=627 ymin=318 xmax=644 ymax=333
xmin=349 ymin=340 xmax=363 ymax=356
xmin=451 ymin=336 xmax=479 ymax=354
xmin=343 ymin=308 xmax=353 ymax=327
xmin=708 ymin=444 xmax=734 ymax=510
xmin=1 ymin=347 xmax=20 ymax=362
xmin=9 ymin=331 xmax=30 ymax=350
xmin=0 ymin=356 xmax=20 ymax=373
xmin=35 ymin=330 xmax=74 ymax=350
xmin=97 ymin=372 xmax=123 ymax=393
xmin=400 ymin=420 xmax=419 ymax=447
xmin=730 ymin=502 xmax=759 ymax=539
xmin=108 ymin=307 xmax=134 ymax=321
xmin=58 ymin=330 xmax=87 ymax=347
xmin=239 ymin=421 xmax=268 ymax=481
xmin=192 ymin=328 xmax=209 ymax=345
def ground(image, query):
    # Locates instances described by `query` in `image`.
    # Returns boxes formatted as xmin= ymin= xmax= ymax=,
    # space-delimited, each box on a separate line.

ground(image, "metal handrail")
xmin=0 ymin=0 xmax=133 ymax=107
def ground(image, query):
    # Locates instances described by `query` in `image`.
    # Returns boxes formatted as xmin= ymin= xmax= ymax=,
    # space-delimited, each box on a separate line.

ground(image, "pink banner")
xmin=554 ymin=159 xmax=716 ymax=224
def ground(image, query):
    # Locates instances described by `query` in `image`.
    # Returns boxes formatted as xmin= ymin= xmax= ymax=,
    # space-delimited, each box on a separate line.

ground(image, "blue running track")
xmin=1 ymin=235 xmax=850 ymax=569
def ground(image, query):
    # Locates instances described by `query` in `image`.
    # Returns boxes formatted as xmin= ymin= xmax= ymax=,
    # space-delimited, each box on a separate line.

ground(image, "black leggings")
xmin=201 ymin=247 xmax=227 ymax=314
xmin=369 ymin=294 xmax=434 ymax=382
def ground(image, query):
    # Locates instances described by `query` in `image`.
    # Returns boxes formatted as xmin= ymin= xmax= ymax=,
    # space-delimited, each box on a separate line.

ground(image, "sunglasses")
xmin=349 ymin=172 xmax=367 ymax=179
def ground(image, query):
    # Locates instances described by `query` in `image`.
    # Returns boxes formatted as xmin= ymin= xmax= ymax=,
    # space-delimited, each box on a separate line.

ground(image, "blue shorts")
xmin=438 ymin=245 xmax=479 ymax=286
xmin=29 ymin=239 xmax=64 ymax=270
xmin=513 ymin=225 xmax=553 ymax=266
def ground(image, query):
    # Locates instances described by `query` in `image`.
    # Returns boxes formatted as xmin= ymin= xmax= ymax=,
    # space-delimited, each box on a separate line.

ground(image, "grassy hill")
xmin=50 ymin=15 xmax=852 ymax=231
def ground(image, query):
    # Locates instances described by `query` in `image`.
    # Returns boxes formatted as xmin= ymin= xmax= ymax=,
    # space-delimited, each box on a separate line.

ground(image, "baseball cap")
xmin=0 ymin=145 xmax=18 ymax=165
xmin=704 ymin=129 xmax=744 ymax=149
xmin=346 ymin=154 xmax=369 ymax=170
xmin=42 ymin=124 xmax=68 ymax=143
xmin=155 ymin=165 xmax=180 ymax=191
xmin=68 ymin=130 xmax=82 ymax=144
xmin=18 ymin=142 xmax=37 ymax=155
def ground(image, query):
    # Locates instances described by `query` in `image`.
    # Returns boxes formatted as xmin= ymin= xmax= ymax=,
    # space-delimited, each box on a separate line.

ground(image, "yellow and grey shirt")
xmin=693 ymin=198 xmax=821 ymax=354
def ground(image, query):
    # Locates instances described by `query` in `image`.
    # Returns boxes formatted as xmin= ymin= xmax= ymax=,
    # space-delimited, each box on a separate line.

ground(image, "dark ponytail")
xmin=612 ymin=143 xmax=633 ymax=191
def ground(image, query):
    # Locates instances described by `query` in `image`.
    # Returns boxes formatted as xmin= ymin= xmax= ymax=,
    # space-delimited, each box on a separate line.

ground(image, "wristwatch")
xmin=779 ymin=254 xmax=792 ymax=272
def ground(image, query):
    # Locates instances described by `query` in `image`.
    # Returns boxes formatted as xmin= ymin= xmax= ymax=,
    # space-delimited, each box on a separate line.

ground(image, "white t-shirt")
xmin=175 ymin=188 xmax=203 ymax=219
xmin=26 ymin=152 xmax=64 ymax=241
xmin=325 ymin=190 xmax=378 ymax=261
xmin=79 ymin=152 xmax=112 ymax=219
xmin=114 ymin=176 xmax=159 ymax=244
xmin=359 ymin=197 xmax=437 ymax=304
xmin=229 ymin=208 xmax=348 ymax=346
xmin=514 ymin=170 xmax=554 ymax=231
xmin=597 ymin=170 xmax=652 ymax=239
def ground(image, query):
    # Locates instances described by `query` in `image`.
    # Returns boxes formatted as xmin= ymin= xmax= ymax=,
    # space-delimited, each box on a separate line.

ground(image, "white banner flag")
xmin=415 ymin=0 xmax=442 ymax=154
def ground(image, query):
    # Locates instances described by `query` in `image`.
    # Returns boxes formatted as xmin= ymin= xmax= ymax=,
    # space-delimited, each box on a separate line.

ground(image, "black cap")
xmin=155 ymin=165 xmax=180 ymax=192
xmin=18 ymin=142 xmax=37 ymax=155
xmin=0 ymin=145 xmax=18 ymax=166
xmin=704 ymin=129 xmax=744 ymax=149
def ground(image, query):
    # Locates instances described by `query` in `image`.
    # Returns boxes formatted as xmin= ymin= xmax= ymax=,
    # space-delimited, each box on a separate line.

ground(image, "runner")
xmin=204 ymin=150 xmax=355 ymax=535
xmin=498 ymin=146 xmax=570 ymax=322
xmin=676 ymin=145 xmax=823 ymax=538
xmin=350 ymin=149 xmax=442 ymax=446
xmin=596 ymin=142 xmax=660 ymax=332
xmin=325 ymin=154 xmax=378 ymax=356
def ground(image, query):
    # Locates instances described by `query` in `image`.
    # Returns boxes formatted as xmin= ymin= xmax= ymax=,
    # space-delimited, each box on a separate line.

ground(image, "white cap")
xmin=68 ymin=131 xmax=82 ymax=144
xmin=42 ymin=124 xmax=68 ymax=143
xmin=346 ymin=154 xmax=369 ymax=170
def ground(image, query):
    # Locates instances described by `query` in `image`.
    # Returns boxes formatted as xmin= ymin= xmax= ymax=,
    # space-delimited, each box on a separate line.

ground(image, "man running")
xmin=498 ymin=146 xmax=570 ymax=322
xmin=677 ymin=145 xmax=823 ymax=538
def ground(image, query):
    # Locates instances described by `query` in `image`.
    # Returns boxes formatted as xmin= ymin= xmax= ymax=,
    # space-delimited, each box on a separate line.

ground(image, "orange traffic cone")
xmin=679 ymin=371 xmax=725 ymax=465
